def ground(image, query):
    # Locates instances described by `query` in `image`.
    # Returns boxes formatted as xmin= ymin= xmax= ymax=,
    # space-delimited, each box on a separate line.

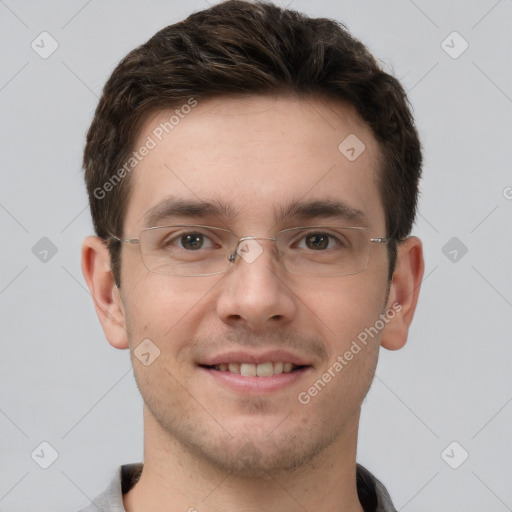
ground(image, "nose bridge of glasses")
xmin=228 ymin=235 xmax=279 ymax=265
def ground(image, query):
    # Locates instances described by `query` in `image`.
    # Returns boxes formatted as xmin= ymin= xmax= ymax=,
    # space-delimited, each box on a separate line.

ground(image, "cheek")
xmin=121 ymin=277 xmax=203 ymax=406
xmin=121 ymin=272 xmax=219 ymax=361
xmin=293 ymin=273 xmax=387 ymax=353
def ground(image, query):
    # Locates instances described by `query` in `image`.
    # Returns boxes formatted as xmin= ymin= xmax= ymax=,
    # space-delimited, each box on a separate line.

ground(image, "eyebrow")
xmin=276 ymin=198 xmax=369 ymax=227
xmin=143 ymin=197 xmax=369 ymax=228
xmin=143 ymin=198 xmax=237 ymax=227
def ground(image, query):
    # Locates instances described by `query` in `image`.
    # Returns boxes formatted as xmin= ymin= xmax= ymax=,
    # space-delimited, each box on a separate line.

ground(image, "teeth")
xmin=256 ymin=362 xmax=274 ymax=377
xmin=213 ymin=361 xmax=300 ymax=376
xmin=240 ymin=363 xmax=257 ymax=377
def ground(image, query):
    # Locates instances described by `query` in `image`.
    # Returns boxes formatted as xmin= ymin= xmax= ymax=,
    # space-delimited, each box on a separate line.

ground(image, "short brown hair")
xmin=83 ymin=0 xmax=422 ymax=288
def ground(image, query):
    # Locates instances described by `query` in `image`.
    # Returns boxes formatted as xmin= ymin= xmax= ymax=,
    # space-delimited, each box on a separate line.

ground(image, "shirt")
xmin=77 ymin=462 xmax=397 ymax=512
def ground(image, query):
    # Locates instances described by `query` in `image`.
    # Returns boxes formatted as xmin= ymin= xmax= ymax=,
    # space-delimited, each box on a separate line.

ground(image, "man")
xmin=80 ymin=1 xmax=424 ymax=510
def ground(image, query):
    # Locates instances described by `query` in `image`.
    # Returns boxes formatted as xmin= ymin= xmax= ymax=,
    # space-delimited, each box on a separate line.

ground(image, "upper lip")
xmin=198 ymin=349 xmax=313 ymax=367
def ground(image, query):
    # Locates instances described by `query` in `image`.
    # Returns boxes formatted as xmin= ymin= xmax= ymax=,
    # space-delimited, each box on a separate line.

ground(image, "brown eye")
xmin=304 ymin=233 xmax=330 ymax=250
xmin=180 ymin=233 xmax=204 ymax=250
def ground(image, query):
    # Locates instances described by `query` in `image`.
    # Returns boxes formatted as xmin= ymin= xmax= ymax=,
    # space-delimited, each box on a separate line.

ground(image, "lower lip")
xmin=199 ymin=366 xmax=311 ymax=394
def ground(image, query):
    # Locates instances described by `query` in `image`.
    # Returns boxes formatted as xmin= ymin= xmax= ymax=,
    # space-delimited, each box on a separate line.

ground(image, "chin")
xmin=171 ymin=414 xmax=338 ymax=478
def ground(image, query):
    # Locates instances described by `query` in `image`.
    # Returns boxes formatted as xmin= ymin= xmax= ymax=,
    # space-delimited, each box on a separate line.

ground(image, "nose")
xmin=216 ymin=238 xmax=297 ymax=331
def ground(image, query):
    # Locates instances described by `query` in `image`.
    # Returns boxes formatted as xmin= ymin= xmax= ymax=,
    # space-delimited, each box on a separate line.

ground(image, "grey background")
xmin=1 ymin=0 xmax=511 ymax=511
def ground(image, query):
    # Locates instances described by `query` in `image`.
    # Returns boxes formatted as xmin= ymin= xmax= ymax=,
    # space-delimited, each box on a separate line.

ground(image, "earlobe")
xmin=381 ymin=236 xmax=424 ymax=351
xmin=81 ymin=236 xmax=129 ymax=350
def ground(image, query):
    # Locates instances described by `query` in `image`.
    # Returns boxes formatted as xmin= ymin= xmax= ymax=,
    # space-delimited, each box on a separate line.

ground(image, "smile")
xmin=206 ymin=362 xmax=302 ymax=377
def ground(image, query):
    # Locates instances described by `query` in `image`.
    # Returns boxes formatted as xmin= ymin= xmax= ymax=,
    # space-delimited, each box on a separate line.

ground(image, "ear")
xmin=81 ymin=236 xmax=129 ymax=350
xmin=381 ymin=236 xmax=424 ymax=351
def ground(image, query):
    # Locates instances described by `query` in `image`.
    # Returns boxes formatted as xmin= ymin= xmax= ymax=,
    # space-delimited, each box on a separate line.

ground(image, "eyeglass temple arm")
xmin=108 ymin=233 xmax=140 ymax=245
xmin=371 ymin=235 xmax=409 ymax=244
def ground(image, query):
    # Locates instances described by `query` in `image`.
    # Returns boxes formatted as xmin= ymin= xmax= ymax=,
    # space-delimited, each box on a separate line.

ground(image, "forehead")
xmin=124 ymin=94 xmax=385 ymax=234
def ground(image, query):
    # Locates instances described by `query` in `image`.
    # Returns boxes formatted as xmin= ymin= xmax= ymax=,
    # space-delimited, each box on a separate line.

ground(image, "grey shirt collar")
xmin=78 ymin=462 xmax=397 ymax=512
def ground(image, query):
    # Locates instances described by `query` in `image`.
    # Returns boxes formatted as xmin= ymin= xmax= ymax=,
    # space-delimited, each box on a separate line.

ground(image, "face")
xmin=116 ymin=94 xmax=392 ymax=475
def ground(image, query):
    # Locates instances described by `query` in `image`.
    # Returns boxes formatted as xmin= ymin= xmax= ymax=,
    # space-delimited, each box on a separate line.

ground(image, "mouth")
xmin=200 ymin=361 xmax=306 ymax=377
xmin=197 ymin=351 xmax=313 ymax=394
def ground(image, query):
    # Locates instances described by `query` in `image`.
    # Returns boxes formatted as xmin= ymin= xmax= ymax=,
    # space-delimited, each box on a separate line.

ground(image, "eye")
xmin=180 ymin=232 xmax=207 ymax=250
xmin=161 ymin=231 xmax=216 ymax=251
xmin=298 ymin=231 xmax=340 ymax=251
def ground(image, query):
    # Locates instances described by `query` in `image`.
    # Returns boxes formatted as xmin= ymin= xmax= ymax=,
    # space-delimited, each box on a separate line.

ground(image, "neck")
xmin=123 ymin=406 xmax=365 ymax=512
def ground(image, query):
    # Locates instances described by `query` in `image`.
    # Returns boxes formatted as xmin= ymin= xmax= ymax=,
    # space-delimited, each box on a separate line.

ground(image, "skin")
xmin=82 ymin=94 xmax=424 ymax=512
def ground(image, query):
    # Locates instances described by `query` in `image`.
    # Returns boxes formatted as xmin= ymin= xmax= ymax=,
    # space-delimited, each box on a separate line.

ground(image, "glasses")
xmin=109 ymin=224 xmax=390 ymax=277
